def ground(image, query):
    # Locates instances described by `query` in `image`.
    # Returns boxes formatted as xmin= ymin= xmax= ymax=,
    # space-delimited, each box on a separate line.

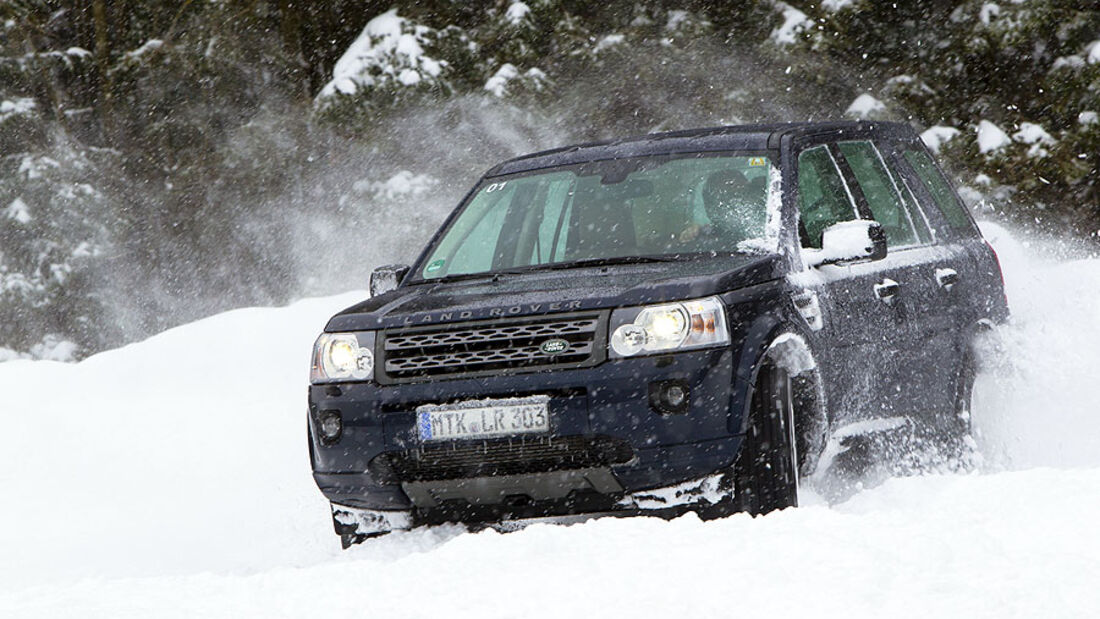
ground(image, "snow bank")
xmin=2 ymin=228 xmax=1100 ymax=616
xmin=4 ymin=469 xmax=1099 ymax=618
xmin=0 ymin=293 xmax=365 ymax=591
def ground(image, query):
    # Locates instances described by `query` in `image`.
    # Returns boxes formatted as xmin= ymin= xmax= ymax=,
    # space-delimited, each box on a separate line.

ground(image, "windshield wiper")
xmin=496 ymin=255 xmax=685 ymax=275
xmin=414 ymin=272 xmax=499 ymax=284
xmin=414 ymin=255 xmax=690 ymax=284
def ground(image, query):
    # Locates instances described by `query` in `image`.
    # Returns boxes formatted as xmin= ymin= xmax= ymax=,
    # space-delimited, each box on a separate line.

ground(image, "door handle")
xmin=935 ymin=268 xmax=959 ymax=291
xmin=874 ymin=278 xmax=900 ymax=304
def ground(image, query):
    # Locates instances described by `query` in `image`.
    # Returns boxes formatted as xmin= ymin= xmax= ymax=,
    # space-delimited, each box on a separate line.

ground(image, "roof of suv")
xmin=486 ymin=120 xmax=919 ymax=177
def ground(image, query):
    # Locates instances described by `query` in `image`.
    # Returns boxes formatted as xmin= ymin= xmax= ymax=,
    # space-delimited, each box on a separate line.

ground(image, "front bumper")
xmin=310 ymin=347 xmax=749 ymax=516
xmin=331 ymin=469 xmax=734 ymax=537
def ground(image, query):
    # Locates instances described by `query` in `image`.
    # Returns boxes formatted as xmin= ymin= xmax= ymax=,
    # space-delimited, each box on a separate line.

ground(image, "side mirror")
xmin=805 ymin=219 xmax=887 ymax=267
xmin=370 ymin=264 xmax=410 ymax=297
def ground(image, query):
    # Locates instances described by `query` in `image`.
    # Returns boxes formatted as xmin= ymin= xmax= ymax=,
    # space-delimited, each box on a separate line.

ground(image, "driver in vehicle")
xmin=679 ymin=169 xmax=765 ymax=244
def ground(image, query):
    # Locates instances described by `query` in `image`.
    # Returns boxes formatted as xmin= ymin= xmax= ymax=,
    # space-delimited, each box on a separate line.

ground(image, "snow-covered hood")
xmin=326 ymin=254 xmax=783 ymax=331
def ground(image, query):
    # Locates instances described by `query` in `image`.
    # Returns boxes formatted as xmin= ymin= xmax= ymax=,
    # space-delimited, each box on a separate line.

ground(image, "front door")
xmin=789 ymin=141 xmax=909 ymax=425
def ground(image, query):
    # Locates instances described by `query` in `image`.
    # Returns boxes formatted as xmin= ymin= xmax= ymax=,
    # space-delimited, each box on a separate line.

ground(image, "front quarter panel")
xmin=721 ymin=279 xmax=807 ymax=434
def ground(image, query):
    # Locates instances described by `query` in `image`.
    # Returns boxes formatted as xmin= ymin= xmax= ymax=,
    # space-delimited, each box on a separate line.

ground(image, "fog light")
xmin=649 ymin=381 xmax=690 ymax=415
xmin=664 ymin=384 xmax=687 ymax=408
xmin=319 ymin=411 xmax=343 ymax=443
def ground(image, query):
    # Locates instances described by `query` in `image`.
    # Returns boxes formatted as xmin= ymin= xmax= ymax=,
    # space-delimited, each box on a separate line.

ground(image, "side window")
xmin=880 ymin=144 xmax=933 ymax=245
xmin=797 ymin=145 xmax=857 ymax=248
xmin=903 ymin=149 xmax=974 ymax=231
xmin=837 ymin=141 xmax=924 ymax=248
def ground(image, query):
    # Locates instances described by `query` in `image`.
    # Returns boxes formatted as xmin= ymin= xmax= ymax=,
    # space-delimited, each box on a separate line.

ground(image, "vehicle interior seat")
xmin=565 ymin=197 xmax=637 ymax=260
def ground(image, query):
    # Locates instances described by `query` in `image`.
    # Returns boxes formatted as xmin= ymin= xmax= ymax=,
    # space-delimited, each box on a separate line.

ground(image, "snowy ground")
xmin=2 ymin=224 xmax=1099 ymax=617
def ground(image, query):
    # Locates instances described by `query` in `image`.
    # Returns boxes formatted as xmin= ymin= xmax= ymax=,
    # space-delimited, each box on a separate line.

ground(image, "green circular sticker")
xmin=425 ymin=259 xmax=446 ymax=273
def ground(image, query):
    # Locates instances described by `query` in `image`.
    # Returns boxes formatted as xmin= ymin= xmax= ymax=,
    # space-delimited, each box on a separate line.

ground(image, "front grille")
xmin=378 ymin=312 xmax=605 ymax=383
xmin=369 ymin=435 xmax=634 ymax=483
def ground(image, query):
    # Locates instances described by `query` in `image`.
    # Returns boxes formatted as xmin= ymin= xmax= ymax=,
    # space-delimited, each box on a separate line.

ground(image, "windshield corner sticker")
xmin=425 ymin=259 xmax=445 ymax=273
xmin=749 ymin=157 xmax=767 ymax=167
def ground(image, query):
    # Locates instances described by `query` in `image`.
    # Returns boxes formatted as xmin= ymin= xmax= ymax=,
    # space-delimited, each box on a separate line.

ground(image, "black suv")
xmin=308 ymin=121 xmax=1007 ymax=546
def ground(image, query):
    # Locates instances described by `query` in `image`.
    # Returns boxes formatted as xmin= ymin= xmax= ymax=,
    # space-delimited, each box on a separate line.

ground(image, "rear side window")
xmin=837 ymin=141 xmax=927 ymax=248
xmin=903 ymin=149 xmax=974 ymax=231
xmin=881 ymin=148 xmax=933 ymax=245
xmin=797 ymin=145 xmax=857 ymax=248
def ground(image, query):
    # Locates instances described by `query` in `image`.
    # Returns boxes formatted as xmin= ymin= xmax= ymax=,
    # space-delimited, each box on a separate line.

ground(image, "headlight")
xmin=311 ymin=332 xmax=375 ymax=383
xmin=609 ymin=296 xmax=730 ymax=358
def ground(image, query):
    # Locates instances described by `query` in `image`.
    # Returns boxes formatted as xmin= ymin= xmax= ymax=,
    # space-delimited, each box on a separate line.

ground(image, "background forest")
xmin=1 ymin=0 xmax=1098 ymax=360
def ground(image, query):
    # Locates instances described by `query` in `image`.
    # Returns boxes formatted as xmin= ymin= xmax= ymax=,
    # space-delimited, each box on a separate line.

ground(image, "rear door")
xmin=833 ymin=139 xmax=956 ymax=419
xmin=888 ymin=143 xmax=993 ymax=413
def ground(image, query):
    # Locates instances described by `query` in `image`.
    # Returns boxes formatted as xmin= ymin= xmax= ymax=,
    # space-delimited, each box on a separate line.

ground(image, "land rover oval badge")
xmin=540 ymin=338 xmax=569 ymax=355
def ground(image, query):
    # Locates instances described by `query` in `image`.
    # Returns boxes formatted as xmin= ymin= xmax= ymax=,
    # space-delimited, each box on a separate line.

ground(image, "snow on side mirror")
xmin=370 ymin=264 xmax=410 ymax=297
xmin=804 ymin=220 xmax=887 ymax=267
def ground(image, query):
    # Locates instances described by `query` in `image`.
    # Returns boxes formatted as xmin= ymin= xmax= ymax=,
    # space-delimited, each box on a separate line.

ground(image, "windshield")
xmin=418 ymin=154 xmax=777 ymax=280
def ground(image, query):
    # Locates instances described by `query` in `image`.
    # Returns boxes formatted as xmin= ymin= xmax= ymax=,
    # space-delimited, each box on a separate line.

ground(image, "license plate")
xmin=417 ymin=395 xmax=550 ymax=442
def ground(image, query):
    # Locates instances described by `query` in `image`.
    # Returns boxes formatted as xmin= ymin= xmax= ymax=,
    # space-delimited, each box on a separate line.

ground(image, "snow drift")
xmin=1 ymin=224 xmax=1099 ymax=617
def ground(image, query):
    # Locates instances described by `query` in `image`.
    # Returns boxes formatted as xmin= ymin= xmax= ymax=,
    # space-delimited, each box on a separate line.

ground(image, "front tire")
xmin=734 ymin=362 xmax=799 ymax=515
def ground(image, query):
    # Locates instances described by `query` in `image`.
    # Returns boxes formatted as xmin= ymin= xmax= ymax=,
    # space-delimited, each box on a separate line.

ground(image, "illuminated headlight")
xmin=311 ymin=332 xmax=375 ymax=383
xmin=609 ymin=297 xmax=730 ymax=358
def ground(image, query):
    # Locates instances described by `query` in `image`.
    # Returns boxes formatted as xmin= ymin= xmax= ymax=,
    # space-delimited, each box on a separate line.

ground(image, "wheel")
xmin=936 ymin=337 xmax=984 ymax=468
xmin=733 ymin=362 xmax=800 ymax=515
xmin=917 ymin=328 xmax=994 ymax=471
xmin=953 ymin=347 xmax=977 ymax=438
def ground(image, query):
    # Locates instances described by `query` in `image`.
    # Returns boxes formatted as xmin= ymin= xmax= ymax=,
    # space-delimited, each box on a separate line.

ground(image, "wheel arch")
xmin=731 ymin=315 xmax=830 ymax=476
